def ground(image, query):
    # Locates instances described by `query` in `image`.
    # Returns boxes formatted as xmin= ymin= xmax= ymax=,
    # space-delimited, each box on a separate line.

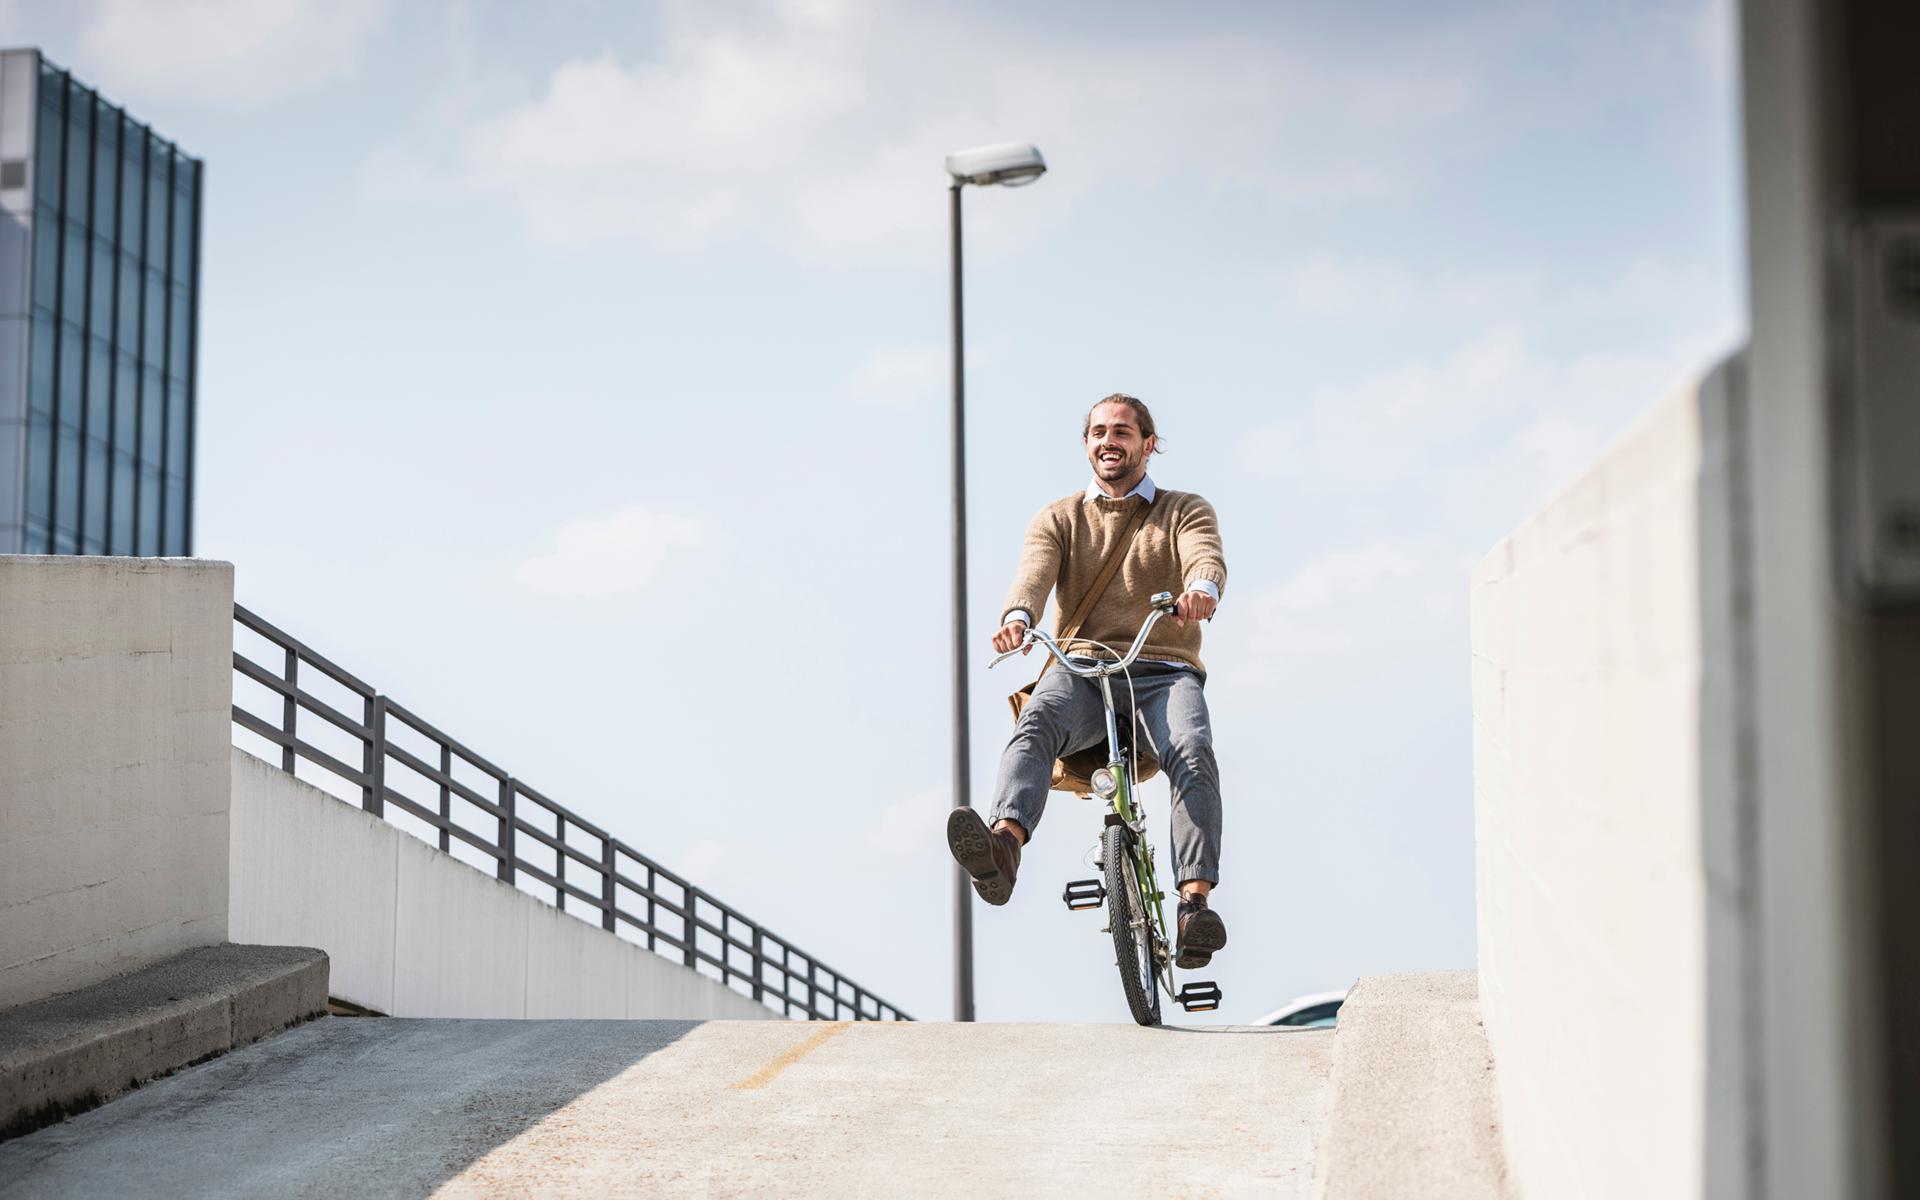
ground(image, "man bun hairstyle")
xmin=1084 ymin=393 xmax=1164 ymax=453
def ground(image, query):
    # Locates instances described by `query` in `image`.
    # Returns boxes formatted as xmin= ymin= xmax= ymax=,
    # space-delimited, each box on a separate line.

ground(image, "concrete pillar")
xmin=1739 ymin=0 xmax=1920 ymax=1195
xmin=0 ymin=555 xmax=234 ymax=1009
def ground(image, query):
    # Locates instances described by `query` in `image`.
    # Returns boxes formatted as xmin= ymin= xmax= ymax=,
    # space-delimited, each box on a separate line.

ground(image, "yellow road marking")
xmin=732 ymin=1022 xmax=850 ymax=1090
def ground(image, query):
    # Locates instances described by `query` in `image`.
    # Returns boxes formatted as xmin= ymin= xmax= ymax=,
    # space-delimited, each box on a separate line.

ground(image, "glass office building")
xmin=0 ymin=48 xmax=200 ymax=556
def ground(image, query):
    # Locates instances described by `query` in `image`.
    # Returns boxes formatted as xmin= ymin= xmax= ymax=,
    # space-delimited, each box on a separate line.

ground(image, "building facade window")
xmin=1 ymin=48 xmax=200 ymax=557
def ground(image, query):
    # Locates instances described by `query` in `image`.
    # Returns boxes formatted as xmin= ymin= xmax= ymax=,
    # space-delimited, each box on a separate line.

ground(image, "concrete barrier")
xmin=1316 ymin=972 xmax=1511 ymax=1199
xmin=228 ymin=749 xmax=776 ymax=1021
xmin=0 ymin=557 xmax=234 ymax=1011
xmin=1471 ymin=360 xmax=1752 ymax=1199
xmin=0 ymin=943 xmax=327 ymax=1139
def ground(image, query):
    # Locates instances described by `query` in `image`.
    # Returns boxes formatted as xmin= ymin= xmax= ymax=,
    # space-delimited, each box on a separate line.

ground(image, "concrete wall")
xmin=228 ymin=749 xmax=776 ymax=1021
xmin=0 ymin=556 xmax=234 ymax=1010
xmin=1472 ymin=364 xmax=1751 ymax=1200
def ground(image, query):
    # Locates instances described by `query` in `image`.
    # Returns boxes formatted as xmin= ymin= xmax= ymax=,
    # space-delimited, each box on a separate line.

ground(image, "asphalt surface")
xmin=0 ymin=1016 xmax=1333 ymax=1198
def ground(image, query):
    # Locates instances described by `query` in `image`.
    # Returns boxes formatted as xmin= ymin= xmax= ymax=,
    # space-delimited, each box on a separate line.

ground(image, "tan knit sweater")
xmin=1001 ymin=489 xmax=1228 ymax=673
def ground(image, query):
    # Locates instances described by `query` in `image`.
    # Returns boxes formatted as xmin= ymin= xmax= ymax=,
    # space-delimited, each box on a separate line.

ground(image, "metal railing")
xmin=229 ymin=604 xmax=910 ymax=1023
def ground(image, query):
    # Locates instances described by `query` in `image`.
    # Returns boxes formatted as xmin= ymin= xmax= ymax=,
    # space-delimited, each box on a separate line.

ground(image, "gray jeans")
xmin=989 ymin=660 xmax=1222 ymax=886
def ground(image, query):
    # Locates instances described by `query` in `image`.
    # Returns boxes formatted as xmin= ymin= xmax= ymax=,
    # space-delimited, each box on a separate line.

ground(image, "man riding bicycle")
xmin=946 ymin=393 xmax=1229 ymax=970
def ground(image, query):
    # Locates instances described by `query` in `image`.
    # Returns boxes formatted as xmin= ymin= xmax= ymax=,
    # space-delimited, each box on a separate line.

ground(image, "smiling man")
xmin=946 ymin=393 xmax=1230 ymax=969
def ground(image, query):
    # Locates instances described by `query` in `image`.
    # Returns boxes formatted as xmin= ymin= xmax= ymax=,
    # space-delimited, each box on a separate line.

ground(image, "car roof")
xmin=1252 ymin=989 xmax=1350 ymax=1025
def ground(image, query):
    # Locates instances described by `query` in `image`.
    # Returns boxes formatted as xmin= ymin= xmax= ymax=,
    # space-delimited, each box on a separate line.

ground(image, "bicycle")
xmin=988 ymin=591 xmax=1223 ymax=1027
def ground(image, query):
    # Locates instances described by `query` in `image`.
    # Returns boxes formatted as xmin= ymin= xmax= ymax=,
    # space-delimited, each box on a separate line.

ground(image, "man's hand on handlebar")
xmin=1174 ymin=589 xmax=1217 ymax=626
xmin=992 ymin=620 xmax=1032 ymax=655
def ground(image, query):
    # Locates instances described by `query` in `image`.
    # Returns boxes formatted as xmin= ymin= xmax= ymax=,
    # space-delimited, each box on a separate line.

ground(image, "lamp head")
xmin=945 ymin=142 xmax=1047 ymax=187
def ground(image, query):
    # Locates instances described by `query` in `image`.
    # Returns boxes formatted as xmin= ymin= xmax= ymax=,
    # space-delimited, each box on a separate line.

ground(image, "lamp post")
xmin=943 ymin=142 xmax=1046 ymax=1023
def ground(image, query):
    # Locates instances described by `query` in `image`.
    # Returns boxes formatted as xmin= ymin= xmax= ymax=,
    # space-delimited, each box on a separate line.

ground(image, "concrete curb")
xmin=1316 ymin=970 xmax=1513 ymax=1200
xmin=0 ymin=944 xmax=328 ymax=1139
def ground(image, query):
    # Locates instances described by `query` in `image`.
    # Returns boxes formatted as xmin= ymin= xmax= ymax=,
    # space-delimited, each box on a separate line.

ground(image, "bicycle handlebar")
xmin=988 ymin=591 xmax=1180 ymax=677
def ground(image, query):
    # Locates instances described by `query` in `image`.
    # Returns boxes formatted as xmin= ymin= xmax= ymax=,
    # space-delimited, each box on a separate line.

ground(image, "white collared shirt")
xmin=1086 ymin=475 xmax=1158 ymax=504
xmin=1004 ymin=474 xmax=1221 ymax=646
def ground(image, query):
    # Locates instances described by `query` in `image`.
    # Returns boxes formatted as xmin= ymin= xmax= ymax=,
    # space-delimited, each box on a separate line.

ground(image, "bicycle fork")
xmin=1086 ymin=673 xmax=1170 ymax=957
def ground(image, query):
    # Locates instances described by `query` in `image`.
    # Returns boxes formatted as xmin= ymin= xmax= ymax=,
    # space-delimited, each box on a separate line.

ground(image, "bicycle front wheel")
xmin=1103 ymin=822 xmax=1162 ymax=1027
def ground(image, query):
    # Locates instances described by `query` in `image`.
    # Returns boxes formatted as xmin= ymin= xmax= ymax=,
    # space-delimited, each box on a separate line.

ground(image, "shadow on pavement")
xmin=0 ymin=1017 xmax=698 ymax=1199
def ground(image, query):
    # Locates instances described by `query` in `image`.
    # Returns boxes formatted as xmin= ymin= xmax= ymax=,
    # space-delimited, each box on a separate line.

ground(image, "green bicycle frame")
xmin=1107 ymin=762 xmax=1171 ymax=969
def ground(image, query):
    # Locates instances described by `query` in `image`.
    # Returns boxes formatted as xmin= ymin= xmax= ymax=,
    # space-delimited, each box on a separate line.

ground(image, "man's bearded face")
xmin=1085 ymin=402 xmax=1153 ymax=486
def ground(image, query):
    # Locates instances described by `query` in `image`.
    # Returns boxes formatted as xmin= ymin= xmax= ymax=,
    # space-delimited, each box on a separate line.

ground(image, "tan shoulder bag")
xmin=1006 ymin=495 xmax=1160 ymax=794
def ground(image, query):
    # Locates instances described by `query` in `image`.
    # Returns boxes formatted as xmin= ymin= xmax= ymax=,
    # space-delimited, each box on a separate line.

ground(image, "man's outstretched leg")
xmin=1134 ymin=666 xmax=1226 ymax=968
xmin=948 ymin=668 xmax=1105 ymax=905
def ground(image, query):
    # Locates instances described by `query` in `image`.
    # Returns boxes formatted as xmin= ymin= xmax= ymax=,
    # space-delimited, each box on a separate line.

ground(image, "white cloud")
xmin=1238 ymin=545 xmax=1432 ymax=661
xmin=1283 ymin=253 xmax=1730 ymax=339
xmin=1267 ymin=545 xmax=1424 ymax=613
xmin=460 ymin=1 xmax=867 ymax=247
xmin=77 ymin=0 xmax=389 ymax=108
xmin=1221 ymin=268 xmax=1733 ymax=700
xmin=472 ymin=39 xmax=862 ymax=175
xmin=515 ymin=506 xmax=703 ymax=599
xmin=369 ymin=1 xmax=1485 ymax=250
xmin=1240 ymin=326 xmax=1533 ymax=489
xmin=1240 ymin=309 xmax=1725 ymax=527
xmin=1282 ymin=255 xmax=1421 ymax=318
xmin=1281 ymin=254 xmax=1541 ymax=321
xmin=832 ymin=30 xmax=1470 ymax=250
xmin=861 ymin=788 xmax=942 ymax=858
xmin=1208 ymin=543 xmax=1468 ymax=703
xmin=791 ymin=132 xmax=960 ymax=248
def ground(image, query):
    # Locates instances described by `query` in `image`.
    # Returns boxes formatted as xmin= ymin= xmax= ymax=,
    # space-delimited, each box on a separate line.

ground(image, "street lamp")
xmin=944 ymin=142 xmax=1046 ymax=1023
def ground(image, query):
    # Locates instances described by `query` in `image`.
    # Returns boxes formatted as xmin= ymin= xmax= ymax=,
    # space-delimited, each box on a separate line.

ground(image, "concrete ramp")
xmin=0 ymin=1017 xmax=1332 ymax=1198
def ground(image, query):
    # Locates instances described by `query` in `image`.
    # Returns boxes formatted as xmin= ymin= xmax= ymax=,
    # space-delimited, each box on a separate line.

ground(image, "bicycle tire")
xmin=1103 ymin=823 xmax=1161 ymax=1027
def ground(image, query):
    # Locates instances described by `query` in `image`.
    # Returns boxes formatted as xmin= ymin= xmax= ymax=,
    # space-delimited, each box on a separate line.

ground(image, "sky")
xmin=5 ymin=0 xmax=1746 ymax=1023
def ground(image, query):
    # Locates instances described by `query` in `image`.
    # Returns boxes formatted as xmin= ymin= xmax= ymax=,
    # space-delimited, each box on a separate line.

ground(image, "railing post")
xmin=808 ymin=959 xmax=819 ymax=1021
xmin=363 ymin=694 xmax=386 ymax=817
xmin=601 ymin=837 xmax=616 ymax=933
xmin=683 ymin=887 xmax=698 ymax=968
xmin=437 ymin=741 xmax=452 ymax=853
xmin=281 ymin=648 xmax=298 ymax=773
xmin=751 ymin=927 xmax=764 ymax=1003
xmin=497 ymin=776 xmax=515 ymax=884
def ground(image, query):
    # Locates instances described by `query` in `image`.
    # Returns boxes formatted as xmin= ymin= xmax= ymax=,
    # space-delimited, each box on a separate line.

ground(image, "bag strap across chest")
xmin=1051 ymin=493 xmax=1155 ymax=657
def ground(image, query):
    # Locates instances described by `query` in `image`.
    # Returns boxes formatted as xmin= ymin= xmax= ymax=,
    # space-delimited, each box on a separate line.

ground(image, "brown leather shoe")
xmin=946 ymin=808 xmax=1021 ymax=906
xmin=1176 ymin=893 xmax=1227 ymax=969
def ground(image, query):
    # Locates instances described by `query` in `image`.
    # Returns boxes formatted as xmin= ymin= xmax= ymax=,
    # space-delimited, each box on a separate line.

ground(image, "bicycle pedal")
xmin=1062 ymin=879 xmax=1106 ymax=911
xmin=1176 ymin=981 xmax=1223 ymax=1013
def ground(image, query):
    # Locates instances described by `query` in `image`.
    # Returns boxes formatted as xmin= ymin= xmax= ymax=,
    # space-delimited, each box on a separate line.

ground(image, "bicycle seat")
xmin=1055 ymin=716 xmax=1162 ymax=796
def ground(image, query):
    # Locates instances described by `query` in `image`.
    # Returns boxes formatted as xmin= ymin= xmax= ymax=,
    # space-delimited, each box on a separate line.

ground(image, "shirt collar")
xmin=1085 ymin=474 xmax=1156 ymax=504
